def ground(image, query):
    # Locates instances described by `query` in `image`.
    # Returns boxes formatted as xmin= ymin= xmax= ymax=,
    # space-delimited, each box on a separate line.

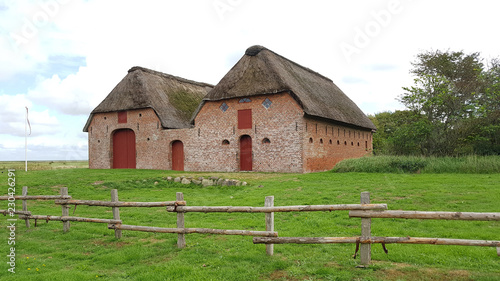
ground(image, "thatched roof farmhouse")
xmin=85 ymin=45 xmax=375 ymax=172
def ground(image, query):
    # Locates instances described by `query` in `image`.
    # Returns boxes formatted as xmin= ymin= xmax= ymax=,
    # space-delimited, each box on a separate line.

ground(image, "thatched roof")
xmin=83 ymin=67 xmax=213 ymax=132
xmin=194 ymin=45 xmax=376 ymax=130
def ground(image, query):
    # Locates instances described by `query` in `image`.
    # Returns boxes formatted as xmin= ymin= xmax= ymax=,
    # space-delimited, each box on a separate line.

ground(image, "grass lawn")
xmin=0 ymin=164 xmax=499 ymax=280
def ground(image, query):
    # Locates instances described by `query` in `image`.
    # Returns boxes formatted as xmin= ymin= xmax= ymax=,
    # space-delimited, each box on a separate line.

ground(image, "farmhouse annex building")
xmin=83 ymin=45 xmax=376 ymax=173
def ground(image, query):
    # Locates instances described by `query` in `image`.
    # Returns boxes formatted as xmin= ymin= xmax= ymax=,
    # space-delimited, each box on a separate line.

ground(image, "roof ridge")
xmin=128 ymin=66 xmax=214 ymax=88
xmin=245 ymin=45 xmax=333 ymax=83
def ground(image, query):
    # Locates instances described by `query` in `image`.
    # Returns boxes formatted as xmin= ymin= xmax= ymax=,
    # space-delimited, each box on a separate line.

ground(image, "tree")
xmin=400 ymin=50 xmax=499 ymax=156
xmin=370 ymin=111 xmax=430 ymax=155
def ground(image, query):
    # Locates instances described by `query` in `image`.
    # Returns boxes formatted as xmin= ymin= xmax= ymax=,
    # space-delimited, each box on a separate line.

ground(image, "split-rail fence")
xmin=2 ymin=187 xmax=499 ymax=265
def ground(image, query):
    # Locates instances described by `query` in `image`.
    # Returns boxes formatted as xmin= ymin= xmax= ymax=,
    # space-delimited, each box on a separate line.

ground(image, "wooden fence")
xmin=2 ymin=188 xmax=499 ymax=266
xmin=253 ymin=192 xmax=500 ymax=265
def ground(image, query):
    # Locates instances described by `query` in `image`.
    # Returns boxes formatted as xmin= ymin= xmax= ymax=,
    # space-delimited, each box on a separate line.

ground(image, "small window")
xmin=118 ymin=111 xmax=127 ymax=123
xmin=139 ymin=113 xmax=142 ymax=117
xmin=147 ymin=138 xmax=150 ymax=141
xmin=357 ymin=142 xmax=360 ymax=146
xmin=351 ymin=142 xmax=354 ymax=146
xmin=238 ymin=109 xmax=252 ymax=129
xmin=239 ymin=98 xmax=251 ymax=103
xmin=337 ymin=140 xmax=340 ymax=145
xmin=320 ymin=139 xmax=323 ymax=144
xmin=262 ymin=138 xmax=271 ymax=144
xmin=104 ymin=116 xmax=107 ymax=120
xmin=220 ymin=102 xmax=229 ymax=112
xmin=329 ymin=139 xmax=332 ymax=145
xmin=309 ymin=138 xmax=313 ymax=143
xmin=344 ymin=141 xmax=347 ymax=145
xmin=222 ymin=139 xmax=230 ymax=145
xmin=262 ymin=98 xmax=272 ymax=109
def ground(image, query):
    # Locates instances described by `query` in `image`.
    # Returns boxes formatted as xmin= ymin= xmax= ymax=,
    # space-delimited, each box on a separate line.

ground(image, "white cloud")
xmin=0 ymin=94 xmax=60 ymax=137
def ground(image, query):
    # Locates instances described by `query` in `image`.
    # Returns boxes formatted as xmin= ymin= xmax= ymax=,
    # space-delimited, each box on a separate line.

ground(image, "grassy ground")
xmin=0 ymin=164 xmax=499 ymax=280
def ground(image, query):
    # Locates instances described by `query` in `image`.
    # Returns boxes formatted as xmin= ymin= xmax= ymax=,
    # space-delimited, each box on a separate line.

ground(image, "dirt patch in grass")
xmin=139 ymin=238 xmax=167 ymax=244
xmin=50 ymin=185 xmax=66 ymax=192
xmin=93 ymin=240 xmax=130 ymax=249
xmin=267 ymin=270 xmax=300 ymax=281
xmin=323 ymin=261 xmax=341 ymax=268
xmin=375 ymin=265 xmax=472 ymax=281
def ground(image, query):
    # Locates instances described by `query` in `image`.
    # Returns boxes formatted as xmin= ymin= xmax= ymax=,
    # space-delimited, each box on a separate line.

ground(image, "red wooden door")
xmin=113 ymin=129 xmax=136 ymax=169
xmin=240 ymin=135 xmax=252 ymax=171
xmin=172 ymin=140 xmax=184 ymax=171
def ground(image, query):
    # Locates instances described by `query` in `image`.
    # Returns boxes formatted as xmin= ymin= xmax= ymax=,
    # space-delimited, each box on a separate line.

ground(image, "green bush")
xmin=389 ymin=158 xmax=427 ymax=173
xmin=332 ymin=155 xmax=500 ymax=174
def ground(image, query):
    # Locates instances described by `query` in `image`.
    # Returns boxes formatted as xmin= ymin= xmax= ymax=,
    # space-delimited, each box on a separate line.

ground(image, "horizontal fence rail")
xmin=349 ymin=210 xmax=500 ymax=221
xmin=254 ymin=236 xmax=500 ymax=247
xmin=55 ymin=199 xmax=186 ymax=207
xmin=1 ymin=210 xmax=32 ymax=216
xmin=166 ymin=204 xmax=387 ymax=213
xmin=0 ymin=195 xmax=72 ymax=200
xmin=108 ymin=224 xmax=278 ymax=237
xmin=20 ymin=215 xmax=121 ymax=224
xmin=254 ymin=237 xmax=359 ymax=244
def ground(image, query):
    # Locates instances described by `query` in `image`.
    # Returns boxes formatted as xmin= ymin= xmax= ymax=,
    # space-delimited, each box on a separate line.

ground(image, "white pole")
xmin=25 ymin=107 xmax=28 ymax=172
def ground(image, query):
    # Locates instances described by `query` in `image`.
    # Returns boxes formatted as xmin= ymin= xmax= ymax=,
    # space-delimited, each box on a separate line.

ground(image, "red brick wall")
xmin=87 ymin=108 xmax=168 ymax=169
xmin=302 ymin=118 xmax=373 ymax=172
xmin=87 ymin=93 xmax=373 ymax=173
xmin=191 ymin=92 xmax=305 ymax=173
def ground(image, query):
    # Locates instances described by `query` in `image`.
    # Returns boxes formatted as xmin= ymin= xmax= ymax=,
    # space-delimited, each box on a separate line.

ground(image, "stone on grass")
xmin=202 ymin=179 xmax=214 ymax=186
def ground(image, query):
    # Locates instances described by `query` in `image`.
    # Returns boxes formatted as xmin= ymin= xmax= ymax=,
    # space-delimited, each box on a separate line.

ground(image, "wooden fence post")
xmin=60 ymin=187 xmax=70 ymax=232
xmin=110 ymin=189 xmax=122 ymax=239
xmin=177 ymin=192 xmax=186 ymax=248
xmin=22 ymin=186 xmax=30 ymax=228
xmin=265 ymin=196 xmax=274 ymax=256
xmin=360 ymin=192 xmax=371 ymax=265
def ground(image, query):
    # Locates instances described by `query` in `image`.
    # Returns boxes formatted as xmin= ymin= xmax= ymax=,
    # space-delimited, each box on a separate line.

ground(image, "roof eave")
xmin=303 ymin=113 xmax=376 ymax=131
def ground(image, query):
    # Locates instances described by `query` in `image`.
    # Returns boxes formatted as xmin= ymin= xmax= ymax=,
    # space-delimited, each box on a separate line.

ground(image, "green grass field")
xmin=1 ymin=160 xmax=499 ymax=280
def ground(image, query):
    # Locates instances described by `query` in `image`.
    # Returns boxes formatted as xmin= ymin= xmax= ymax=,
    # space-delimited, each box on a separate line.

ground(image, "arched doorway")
xmin=171 ymin=140 xmax=184 ymax=171
xmin=239 ymin=135 xmax=252 ymax=171
xmin=112 ymin=129 xmax=136 ymax=169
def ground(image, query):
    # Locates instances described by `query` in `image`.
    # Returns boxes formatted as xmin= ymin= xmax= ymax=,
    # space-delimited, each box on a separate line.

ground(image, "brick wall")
xmin=87 ymin=93 xmax=373 ymax=173
xmin=190 ymin=92 xmax=305 ymax=173
xmin=302 ymin=117 xmax=373 ymax=172
xmin=87 ymin=108 xmax=167 ymax=169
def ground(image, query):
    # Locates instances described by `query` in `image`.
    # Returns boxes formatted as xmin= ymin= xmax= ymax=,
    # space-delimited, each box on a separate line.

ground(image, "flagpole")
xmin=25 ymin=107 xmax=28 ymax=172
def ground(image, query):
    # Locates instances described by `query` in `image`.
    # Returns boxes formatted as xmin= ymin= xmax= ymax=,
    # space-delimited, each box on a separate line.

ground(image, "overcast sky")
xmin=1 ymin=0 xmax=499 ymax=161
